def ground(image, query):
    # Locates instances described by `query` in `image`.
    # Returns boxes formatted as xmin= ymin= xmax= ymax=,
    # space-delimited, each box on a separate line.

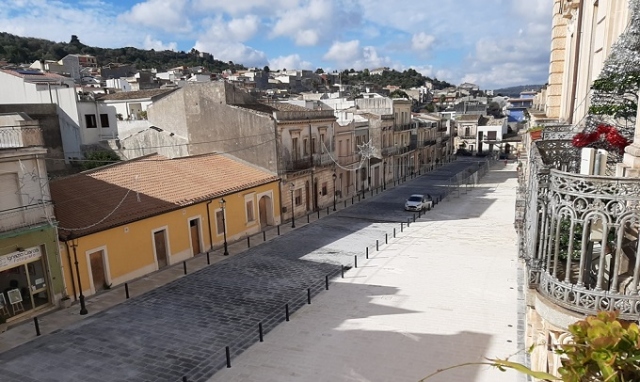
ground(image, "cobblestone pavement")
xmin=0 ymin=160 xmax=483 ymax=382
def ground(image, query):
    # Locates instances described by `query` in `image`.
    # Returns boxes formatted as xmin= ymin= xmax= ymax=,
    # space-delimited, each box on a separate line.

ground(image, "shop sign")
xmin=0 ymin=246 xmax=42 ymax=270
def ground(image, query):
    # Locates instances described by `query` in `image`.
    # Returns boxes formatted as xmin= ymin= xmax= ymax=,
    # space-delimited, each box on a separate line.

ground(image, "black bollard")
xmin=385 ymin=233 xmax=388 ymax=244
xmin=206 ymin=252 xmax=210 ymax=265
xmin=394 ymin=228 xmax=396 ymax=238
xmin=352 ymin=196 xmax=354 ymax=205
xmin=401 ymin=222 xmax=404 ymax=232
xmin=183 ymin=261 xmax=187 ymax=275
xmin=34 ymin=317 xmax=41 ymax=336
xmin=341 ymin=265 xmax=344 ymax=278
xmin=307 ymin=288 xmax=311 ymax=304
xmin=277 ymin=225 xmax=281 ymax=235
xmin=325 ymin=275 xmax=329 ymax=290
xmin=370 ymin=189 xmax=373 ymax=197
xmin=259 ymin=322 xmax=263 ymax=342
xmin=407 ymin=218 xmax=411 ymax=227
xmin=183 ymin=377 xmax=188 ymax=382
xmin=413 ymin=214 xmax=416 ymax=222
xmin=226 ymin=346 xmax=231 ymax=368
xmin=317 ymin=210 xmax=320 ymax=219
xmin=125 ymin=282 xmax=130 ymax=299
xmin=285 ymin=304 xmax=290 ymax=321
xmin=344 ymin=200 xmax=347 ymax=208
xmin=263 ymin=231 xmax=266 ymax=242
xmin=307 ymin=214 xmax=310 ymax=223
xmin=376 ymin=239 xmax=379 ymax=251
xmin=366 ymin=247 xmax=369 ymax=259
xmin=354 ymin=255 xmax=358 ymax=268
xmin=327 ymin=207 xmax=330 ymax=215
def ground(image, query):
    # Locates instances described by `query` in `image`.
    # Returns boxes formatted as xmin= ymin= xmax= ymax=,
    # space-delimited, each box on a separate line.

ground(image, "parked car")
xmin=404 ymin=194 xmax=432 ymax=211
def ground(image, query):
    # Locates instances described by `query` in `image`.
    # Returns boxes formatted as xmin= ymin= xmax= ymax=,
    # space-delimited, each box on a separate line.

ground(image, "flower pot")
xmin=529 ymin=130 xmax=542 ymax=140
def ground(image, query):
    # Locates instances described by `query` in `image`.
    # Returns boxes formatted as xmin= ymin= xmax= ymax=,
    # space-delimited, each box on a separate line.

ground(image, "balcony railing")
xmin=517 ymin=135 xmax=640 ymax=320
xmin=393 ymin=123 xmax=414 ymax=131
xmin=0 ymin=203 xmax=53 ymax=232
xmin=0 ymin=127 xmax=44 ymax=148
xmin=424 ymin=139 xmax=437 ymax=146
xmin=458 ymin=135 xmax=476 ymax=140
xmin=286 ymin=153 xmax=334 ymax=172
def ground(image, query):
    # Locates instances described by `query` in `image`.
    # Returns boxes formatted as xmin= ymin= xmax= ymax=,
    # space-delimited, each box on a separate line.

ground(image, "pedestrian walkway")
xmin=0 ymin=159 xmax=494 ymax=382
xmin=207 ymin=163 xmax=521 ymax=382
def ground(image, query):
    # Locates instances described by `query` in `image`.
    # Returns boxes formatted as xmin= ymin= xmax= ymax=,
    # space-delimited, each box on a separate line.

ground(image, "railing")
xmin=393 ymin=123 xmax=414 ymax=131
xmin=424 ymin=140 xmax=437 ymax=146
xmin=458 ymin=135 xmax=476 ymax=140
xmin=0 ymin=127 xmax=44 ymax=148
xmin=286 ymin=153 xmax=334 ymax=172
xmin=519 ymin=137 xmax=640 ymax=320
xmin=0 ymin=203 xmax=53 ymax=232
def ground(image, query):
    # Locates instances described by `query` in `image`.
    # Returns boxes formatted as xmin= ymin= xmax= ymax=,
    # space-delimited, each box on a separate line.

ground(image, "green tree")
xmin=80 ymin=151 xmax=121 ymax=171
xmin=487 ymin=101 xmax=504 ymax=118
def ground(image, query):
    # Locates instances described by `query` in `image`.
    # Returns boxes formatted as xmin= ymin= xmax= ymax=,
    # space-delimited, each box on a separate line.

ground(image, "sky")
xmin=0 ymin=0 xmax=553 ymax=89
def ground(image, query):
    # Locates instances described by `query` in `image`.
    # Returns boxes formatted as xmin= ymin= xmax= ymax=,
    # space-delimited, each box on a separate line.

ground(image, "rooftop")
xmin=50 ymin=153 xmax=279 ymax=238
xmin=96 ymin=88 xmax=177 ymax=101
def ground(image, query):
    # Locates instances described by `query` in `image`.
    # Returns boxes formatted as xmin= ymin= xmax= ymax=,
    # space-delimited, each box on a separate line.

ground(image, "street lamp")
xmin=219 ymin=198 xmax=229 ymax=256
xmin=69 ymin=234 xmax=88 ymax=315
xmin=290 ymin=182 xmax=296 ymax=228
xmin=383 ymin=160 xmax=386 ymax=190
xmin=332 ymin=172 xmax=337 ymax=211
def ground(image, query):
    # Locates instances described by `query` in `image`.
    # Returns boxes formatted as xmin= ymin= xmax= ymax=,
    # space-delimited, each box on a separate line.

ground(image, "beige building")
xmin=520 ymin=1 xmax=640 ymax=379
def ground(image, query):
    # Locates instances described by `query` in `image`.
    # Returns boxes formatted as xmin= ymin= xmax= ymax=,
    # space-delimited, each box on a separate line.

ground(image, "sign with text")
xmin=0 ymin=246 xmax=42 ymax=271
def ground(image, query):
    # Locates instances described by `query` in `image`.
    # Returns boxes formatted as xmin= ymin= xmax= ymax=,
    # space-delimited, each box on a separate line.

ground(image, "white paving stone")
xmin=208 ymin=165 xmax=521 ymax=382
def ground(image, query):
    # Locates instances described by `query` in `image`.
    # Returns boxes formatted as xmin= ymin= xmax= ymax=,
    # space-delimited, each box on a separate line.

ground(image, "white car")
xmin=404 ymin=194 xmax=432 ymax=211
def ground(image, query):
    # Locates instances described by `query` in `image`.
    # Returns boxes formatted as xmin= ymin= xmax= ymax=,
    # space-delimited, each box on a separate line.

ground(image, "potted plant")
xmin=0 ymin=315 xmax=7 ymax=333
xmin=527 ymin=126 xmax=544 ymax=140
xmin=60 ymin=295 xmax=72 ymax=309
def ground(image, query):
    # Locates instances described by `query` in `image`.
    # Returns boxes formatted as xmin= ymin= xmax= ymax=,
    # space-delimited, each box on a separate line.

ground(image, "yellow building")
xmin=50 ymin=153 xmax=280 ymax=298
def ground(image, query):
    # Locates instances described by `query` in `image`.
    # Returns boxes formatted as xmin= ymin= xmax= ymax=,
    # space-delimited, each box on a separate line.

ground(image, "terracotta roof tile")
xmin=50 ymin=154 xmax=279 ymax=238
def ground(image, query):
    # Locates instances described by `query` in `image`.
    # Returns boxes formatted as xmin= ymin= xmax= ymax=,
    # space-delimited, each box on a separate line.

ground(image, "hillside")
xmin=338 ymin=68 xmax=454 ymax=90
xmin=493 ymin=84 xmax=544 ymax=97
xmin=0 ymin=33 xmax=246 ymax=73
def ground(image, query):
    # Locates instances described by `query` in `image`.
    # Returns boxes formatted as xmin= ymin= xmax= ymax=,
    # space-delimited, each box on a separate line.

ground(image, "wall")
xmin=76 ymin=102 xmax=118 ymax=145
xmin=58 ymin=181 xmax=280 ymax=297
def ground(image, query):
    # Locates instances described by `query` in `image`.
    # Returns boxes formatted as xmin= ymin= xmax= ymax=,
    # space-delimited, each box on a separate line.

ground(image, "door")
xmin=89 ymin=250 xmax=106 ymax=292
xmin=189 ymin=219 xmax=201 ymax=256
xmin=259 ymin=196 xmax=269 ymax=228
xmin=305 ymin=181 xmax=310 ymax=211
xmin=154 ymin=230 xmax=168 ymax=269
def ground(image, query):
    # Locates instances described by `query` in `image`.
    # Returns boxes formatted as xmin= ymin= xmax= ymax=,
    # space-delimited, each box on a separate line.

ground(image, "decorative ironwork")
xmin=521 ymin=138 xmax=640 ymax=320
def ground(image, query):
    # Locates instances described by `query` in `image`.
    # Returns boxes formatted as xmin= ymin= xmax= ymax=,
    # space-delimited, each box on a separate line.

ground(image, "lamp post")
xmin=69 ymin=234 xmax=88 ymax=315
xmin=220 ymin=198 xmax=229 ymax=256
xmin=383 ymin=160 xmax=386 ymax=190
xmin=332 ymin=172 xmax=337 ymax=211
xmin=290 ymin=182 xmax=296 ymax=228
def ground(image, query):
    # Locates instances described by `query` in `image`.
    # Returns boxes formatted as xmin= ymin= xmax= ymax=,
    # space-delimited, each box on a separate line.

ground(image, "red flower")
xmin=596 ymin=124 xmax=612 ymax=135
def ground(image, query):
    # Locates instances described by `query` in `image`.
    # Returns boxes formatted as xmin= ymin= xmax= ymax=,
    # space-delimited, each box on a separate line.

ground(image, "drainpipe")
xmin=63 ymin=238 xmax=78 ymax=301
xmin=567 ymin=1 xmax=584 ymax=125
xmin=206 ymin=199 xmax=214 ymax=251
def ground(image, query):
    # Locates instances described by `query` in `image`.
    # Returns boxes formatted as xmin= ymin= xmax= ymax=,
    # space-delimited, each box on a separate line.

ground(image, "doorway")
xmin=189 ymin=218 xmax=201 ymax=256
xmin=258 ymin=195 xmax=273 ymax=228
xmin=305 ymin=181 xmax=310 ymax=211
xmin=153 ymin=229 xmax=169 ymax=269
xmin=88 ymin=250 xmax=107 ymax=292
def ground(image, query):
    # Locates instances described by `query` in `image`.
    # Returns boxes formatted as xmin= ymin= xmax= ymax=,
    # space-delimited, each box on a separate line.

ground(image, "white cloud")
xmin=324 ymin=40 xmax=361 ymax=62
xmin=411 ymin=32 xmax=435 ymax=51
xmin=227 ymin=15 xmax=261 ymax=42
xmin=120 ymin=0 xmax=191 ymax=33
xmin=143 ymin=35 xmax=177 ymax=51
xmin=269 ymin=54 xmax=313 ymax=71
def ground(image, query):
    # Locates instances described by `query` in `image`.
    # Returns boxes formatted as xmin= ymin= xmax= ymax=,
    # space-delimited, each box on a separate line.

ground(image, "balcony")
xmin=393 ymin=123 xmax=414 ymax=132
xmin=286 ymin=153 xmax=334 ymax=172
xmin=518 ymin=135 xmax=640 ymax=320
xmin=458 ymin=135 xmax=476 ymax=140
xmin=423 ymin=139 xmax=437 ymax=146
xmin=0 ymin=127 xmax=44 ymax=148
xmin=0 ymin=203 xmax=53 ymax=232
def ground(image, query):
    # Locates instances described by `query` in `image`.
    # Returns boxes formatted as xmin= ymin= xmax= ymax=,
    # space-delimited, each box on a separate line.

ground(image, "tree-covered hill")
xmin=0 ymin=33 xmax=246 ymax=73
xmin=492 ymin=84 xmax=544 ymax=97
xmin=336 ymin=68 xmax=454 ymax=90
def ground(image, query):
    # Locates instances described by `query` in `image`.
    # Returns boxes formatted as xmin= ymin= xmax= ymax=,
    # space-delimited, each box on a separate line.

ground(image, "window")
xmin=312 ymin=138 xmax=316 ymax=154
xmin=465 ymin=127 xmax=470 ymax=136
xmin=346 ymin=139 xmax=350 ymax=153
xmin=215 ymin=210 xmax=224 ymax=235
xmin=292 ymin=138 xmax=299 ymax=160
xmin=85 ymin=114 xmax=97 ymax=128
xmin=320 ymin=134 xmax=325 ymax=152
xmin=487 ymin=131 xmax=497 ymax=140
xmin=246 ymin=199 xmax=255 ymax=222
xmin=321 ymin=182 xmax=328 ymax=196
xmin=100 ymin=114 xmax=110 ymax=128
xmin=295 ymin=189 xmax=302 ymax=206
xmin=303 ymin=138 xmax=308 ymax=156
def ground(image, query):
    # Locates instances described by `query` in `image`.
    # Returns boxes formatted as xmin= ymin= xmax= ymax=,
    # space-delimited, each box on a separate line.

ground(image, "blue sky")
xmin=1 ymin=0 xmax=553 ymax=89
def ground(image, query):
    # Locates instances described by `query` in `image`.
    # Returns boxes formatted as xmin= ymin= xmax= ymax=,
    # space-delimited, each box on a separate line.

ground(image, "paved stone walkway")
xmin=207 ymin=163 xmax=521 ymax=382
xmin=0 ymin=160 xmax=486 ymax=382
